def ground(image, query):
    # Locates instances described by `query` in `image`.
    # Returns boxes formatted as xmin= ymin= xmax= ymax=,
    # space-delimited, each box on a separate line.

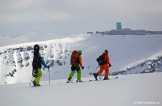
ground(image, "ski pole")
xmin=48 ymin=68 xmax=50 ymax=85
xmin=29 ymin=76 xmax=33 ymax=86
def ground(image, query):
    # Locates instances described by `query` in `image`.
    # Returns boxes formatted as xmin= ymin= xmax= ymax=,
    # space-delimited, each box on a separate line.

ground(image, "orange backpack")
xmin=70 ymin=50 xmax=79 ymax=67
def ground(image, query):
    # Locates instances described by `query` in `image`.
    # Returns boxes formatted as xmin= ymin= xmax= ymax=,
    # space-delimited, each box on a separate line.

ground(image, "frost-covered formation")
xmin=111 ymin=56 xmax=162 ymax=75
xmin=0 ymin=35 xmax=88 ymax=84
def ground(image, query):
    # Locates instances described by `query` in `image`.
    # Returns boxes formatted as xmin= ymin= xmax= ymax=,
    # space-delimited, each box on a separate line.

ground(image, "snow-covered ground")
xmin=0 ymin=35 xmax=162 ymax=84
xmin=0 ymin=73 xmax=161 ymax=106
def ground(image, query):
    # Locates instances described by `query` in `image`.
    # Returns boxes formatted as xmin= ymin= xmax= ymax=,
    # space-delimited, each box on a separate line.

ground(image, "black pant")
xmin=71 ymin=66 xmax=80 ymax=72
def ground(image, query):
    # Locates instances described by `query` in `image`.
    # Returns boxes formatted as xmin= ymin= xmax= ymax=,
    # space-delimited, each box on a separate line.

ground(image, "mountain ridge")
xmin=0 ymin=35 xmax=162 ymax=84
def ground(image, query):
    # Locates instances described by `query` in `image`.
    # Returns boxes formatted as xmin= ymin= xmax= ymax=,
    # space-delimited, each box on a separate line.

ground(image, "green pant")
xmin=34 ymin=68 xmax=42 ymax=85
xmin=68 ymin=69 xmax=81 ymax=81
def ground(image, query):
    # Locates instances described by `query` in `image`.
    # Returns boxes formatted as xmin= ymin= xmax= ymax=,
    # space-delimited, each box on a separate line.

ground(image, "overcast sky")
xmin=0 ymin=0 xmax=162 ymax=46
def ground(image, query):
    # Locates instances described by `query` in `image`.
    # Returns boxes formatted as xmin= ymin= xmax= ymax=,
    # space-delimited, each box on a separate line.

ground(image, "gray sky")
xmin=0 ymin=0 xmax=162 ymax=46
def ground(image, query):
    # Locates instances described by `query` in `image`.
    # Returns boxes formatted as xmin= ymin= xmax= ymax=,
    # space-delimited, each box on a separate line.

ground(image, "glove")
xmin=109 ymin=64 xmax=112 ymax=67
xmin=47 ymin=66 xmax=50 ymax=69
xmin=81 ymin=66 xmax=84 ymax=69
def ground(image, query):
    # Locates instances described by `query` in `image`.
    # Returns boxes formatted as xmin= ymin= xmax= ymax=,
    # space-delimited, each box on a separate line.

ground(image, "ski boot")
xmin=67 ymin=77 xmax=73 ymax=83
xmin=32 ymin=80 xmax=41 ymax=86
xmin=76 ymin=80 xmax=83 ymax=83
xmin=32 ymin=80 xmax=36 ymax=86
xmin=103 ymin=77 xmax=109 ymax=80
xmin=93 ymin=73 xmax=98 ymax=80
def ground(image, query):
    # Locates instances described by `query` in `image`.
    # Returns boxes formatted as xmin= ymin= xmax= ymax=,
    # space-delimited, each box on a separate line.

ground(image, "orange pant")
xmin=97 ymin=64 xmax=109 ymax=78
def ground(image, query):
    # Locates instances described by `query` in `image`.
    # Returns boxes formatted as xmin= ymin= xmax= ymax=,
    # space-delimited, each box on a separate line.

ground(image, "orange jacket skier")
xmin=93 ymin=50 xmax=111 ymax=80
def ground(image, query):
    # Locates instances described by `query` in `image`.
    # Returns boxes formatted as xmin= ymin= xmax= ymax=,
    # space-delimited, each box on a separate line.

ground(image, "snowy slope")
xmin=0 ymin=35 xmax=162 ymax=84
xmin=0 ymin=73 xmax=161 ymax=106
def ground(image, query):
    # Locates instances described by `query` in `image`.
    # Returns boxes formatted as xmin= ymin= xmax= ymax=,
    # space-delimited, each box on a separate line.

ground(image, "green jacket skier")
xmin=67 ymin=50 xmax=84 ymax=83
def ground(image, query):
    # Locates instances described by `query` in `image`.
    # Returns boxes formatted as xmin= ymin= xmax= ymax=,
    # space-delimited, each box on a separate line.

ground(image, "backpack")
xmin=32 ymin=45 xmax=41 ymax=77
xmin=32 ymin=54 xmax=42 ymax=77
xmin=96 ymin=54 xmax=105 ymax=65
xmin=70 ymin=50 xmax=79 ymax=67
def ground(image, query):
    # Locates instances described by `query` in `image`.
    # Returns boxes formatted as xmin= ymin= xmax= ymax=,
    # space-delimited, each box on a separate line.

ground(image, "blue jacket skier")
xmin=32 ymin=44 xmax=50 ymax=86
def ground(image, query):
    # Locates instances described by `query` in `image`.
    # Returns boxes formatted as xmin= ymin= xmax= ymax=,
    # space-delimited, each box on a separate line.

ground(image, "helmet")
xmin=105 ymin=50 xmax=108 ymax=54
xmin=78 ymin=50 xmax=82 ymax=55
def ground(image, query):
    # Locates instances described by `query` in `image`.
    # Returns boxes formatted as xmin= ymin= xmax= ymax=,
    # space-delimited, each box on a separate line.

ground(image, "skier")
xmin=93 ymin=50 xmax=112 ymax=80
xmin=32 ymin=44 xmax=50 ymax=86
xmin=67 ymin=50 xmax=84 ymax=83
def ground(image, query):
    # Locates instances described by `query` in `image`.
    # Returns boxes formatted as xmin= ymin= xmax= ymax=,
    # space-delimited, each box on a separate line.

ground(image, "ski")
xmin=66 ymin=80 xmax=83 ymax=83
xmin=66 ymin=80 xmax=73 ymax=83
xmin=89 ymin=76 xmax=118 ymax=82
xmin=65 ymin=76 xmax=118 ymax=84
